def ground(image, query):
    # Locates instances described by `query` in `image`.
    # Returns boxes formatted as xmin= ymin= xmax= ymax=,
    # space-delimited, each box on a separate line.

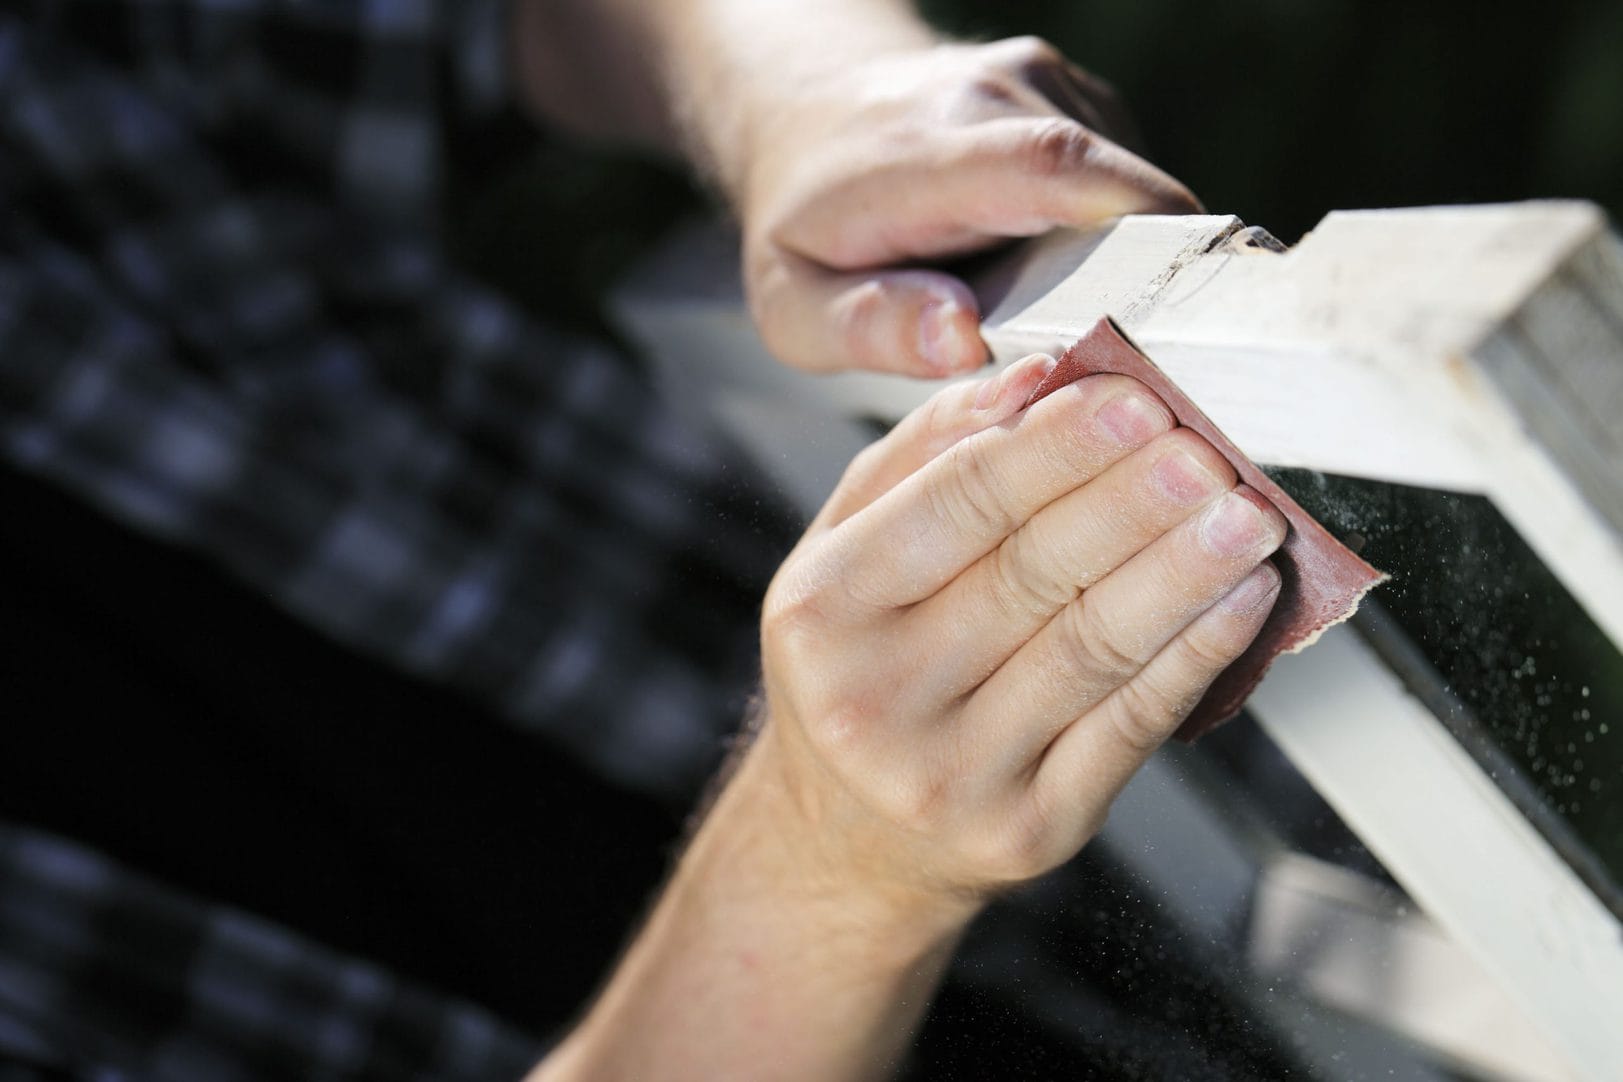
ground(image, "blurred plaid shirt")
xmin=0 ymin=1 xmax=792 ymax=1077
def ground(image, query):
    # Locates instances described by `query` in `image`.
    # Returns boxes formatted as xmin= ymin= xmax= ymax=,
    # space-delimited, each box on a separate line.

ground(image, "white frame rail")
xmin=613 ymin=202 xmax=1623 ymax=1081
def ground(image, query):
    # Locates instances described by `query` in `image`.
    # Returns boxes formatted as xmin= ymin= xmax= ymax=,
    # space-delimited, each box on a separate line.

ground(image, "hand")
xmin=534 ymin=358 xmax=1285 ymax=1082
xmin=738 ymin=37 xmax=1201 ymax=378
xmin=749 ymin=353 xmax=1283 ymax=920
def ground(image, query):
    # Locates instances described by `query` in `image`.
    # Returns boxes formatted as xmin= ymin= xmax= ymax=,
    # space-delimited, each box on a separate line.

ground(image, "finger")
xmin=989 ymin=42 xmax=1112 ymax=137
xmin=748 ymin=248 xmax=989 ymax=377
xmin=773 ymin=117 xmax=1202 ymax=271
xmin=826 ymin=374 xmax=1175 ymax=613
xmin=960 ymin=485 xmax=1286 ymax=775
xmin=961 ymin=116 xmax=1203 ymax=223
xmin=1052 ymin=66 xmax=1203 ymax=210
xmin=1033 ymin=561 xmax=1281 ymax=809
xmin=1057 ymin=64 xmax=1153 ymax=161
xmin=903 ymin=427 xmax=1237 ymax=696
xmin=1029 ymin=68 xmax=1111 ymax=140
xmin=816 ymin=352 xmax=1059 ymax=531
xmin=975 ymin=37 xmax=1114 ymax=135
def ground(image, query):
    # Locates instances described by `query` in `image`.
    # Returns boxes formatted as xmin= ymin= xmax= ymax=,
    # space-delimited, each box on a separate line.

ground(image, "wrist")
xmin=544 ymin=713 xmax=973 ymax=1080
xmin=659 ymin=1 xmax=943 ymax=205
xmin=681 ymin=719 xmax=983 ymax=963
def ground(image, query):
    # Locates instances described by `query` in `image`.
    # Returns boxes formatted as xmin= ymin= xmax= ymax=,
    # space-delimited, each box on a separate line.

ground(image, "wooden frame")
xmin=1252 ymin=623 xmax=1617 ymax=1079
xmin=613 ymin=202 xmax=1623 ymax=1081
xmin=619 ymin=205 xmax=1623 ymax=647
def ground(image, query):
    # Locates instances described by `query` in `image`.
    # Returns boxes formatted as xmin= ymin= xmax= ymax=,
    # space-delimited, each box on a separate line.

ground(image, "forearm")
xmin=509 ymin=0 xmax=937 ymax=196
xmin=531 ymin=723 xmax=976 ymax=1082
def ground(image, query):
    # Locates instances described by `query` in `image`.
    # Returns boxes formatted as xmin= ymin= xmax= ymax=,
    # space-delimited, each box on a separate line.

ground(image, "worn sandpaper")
xmin=1023 ymin=318 xmax=1387 ymax=740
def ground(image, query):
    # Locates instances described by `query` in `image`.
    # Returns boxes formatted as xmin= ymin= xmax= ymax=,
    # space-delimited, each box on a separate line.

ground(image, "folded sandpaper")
xmin=1023 ymin=318 xmax=1387 ymax=740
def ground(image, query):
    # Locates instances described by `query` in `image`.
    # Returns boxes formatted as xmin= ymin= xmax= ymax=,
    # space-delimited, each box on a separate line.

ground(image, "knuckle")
xmin=937 ymin=436 xmax=1014 ymax=536
xmin=965 ymin=837 xmax=1038 ymax=888
xmin=1001 ymin=34 xmax=1064 ymax=69
xmin=1106 ymin=680 xmax=1178 ymax=754
xmin=1178 ymin=621 xmax=1248 ymax=673
xmin=760 ymin=600 xmax=816 ymax=662
xmin=986 ymin=528 xmax=1075 ymax=621
xmin=965 ymin=72 xmax=1024 ymax=109
xmin=762 ymin=564 xmax=837 ymax=645
xmin=986 ymin=809 xmax=1058 ymax=884
xmin=874 ymin=767 xmax=951 ymax=833
xmin=1025 ymin=118 xmax=1096 ymax=178
xmin=806 ymin=692 xmax=883 ymax=761
xmin=838 ymin=439 xmax=886 ymax=489
xmin=1029 ymin=774 xmax=1110 ymax=856
xmin=1062 ymin=594 xmax=1147 ymax=686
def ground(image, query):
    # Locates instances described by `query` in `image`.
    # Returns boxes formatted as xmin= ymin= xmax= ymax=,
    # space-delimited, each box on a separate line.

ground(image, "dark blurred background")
xmin=5 ymin=1 xmax=1620 ymax=1074
xmin=438 ymin=3 xmax=1623 ymax=1067
xmin=455 ymin=0 xmax=1623 ymax=345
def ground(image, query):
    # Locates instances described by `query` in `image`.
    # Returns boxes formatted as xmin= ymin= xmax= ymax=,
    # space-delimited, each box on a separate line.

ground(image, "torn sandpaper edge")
xmin=1024 ymin=317 xmax=1388 ymax=741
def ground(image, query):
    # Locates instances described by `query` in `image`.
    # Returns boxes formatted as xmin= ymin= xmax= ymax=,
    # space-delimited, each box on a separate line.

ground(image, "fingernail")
xmin=1219 ymin=562 xmax=1282 ymax=615
xmin=977 ymin=354 xmax=1056 ymax=415
xmin=1015 ymin=351 xmax=1058 ymax=383
xmin=1096 ymin=390 xmax=1172 ymax=444
xmin=972 ymin=369 xmax=1003 ymax=411
xmin=1012 ymin=354 xmax=1058 ymax=410
xmin=1199 ymin=490 xmax=1278 ymax=557
xmin=1151 ymin=446 xmax=1225 ymax=505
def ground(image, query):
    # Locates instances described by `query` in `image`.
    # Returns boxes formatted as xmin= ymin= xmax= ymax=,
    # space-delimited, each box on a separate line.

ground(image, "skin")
xmin=534 ymin=360 xmax=1284 ymax=1081
xmin=511 ymin=3 xmax=1264 ymax=1079
xmin=513 ymin=0 xmax=1200 ymax=377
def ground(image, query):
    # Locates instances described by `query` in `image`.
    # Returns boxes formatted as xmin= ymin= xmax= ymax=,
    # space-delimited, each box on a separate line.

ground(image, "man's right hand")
xmin=536 ymin=357 xmax=1285 ymax=1082
xmin=751 ymin=352 xmax=1285 ymax=918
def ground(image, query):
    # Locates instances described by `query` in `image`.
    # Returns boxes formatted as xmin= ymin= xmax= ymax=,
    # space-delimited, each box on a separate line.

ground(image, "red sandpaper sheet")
xmin=1024 ymin=318 xmax=1386 ymax=740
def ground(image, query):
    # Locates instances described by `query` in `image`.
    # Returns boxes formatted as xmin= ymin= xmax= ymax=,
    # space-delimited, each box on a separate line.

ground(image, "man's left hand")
xmin=736 ymin=36 xmax=1201 ymax=377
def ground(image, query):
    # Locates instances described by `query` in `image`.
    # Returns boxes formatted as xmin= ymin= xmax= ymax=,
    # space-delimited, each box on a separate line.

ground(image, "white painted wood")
xmin=1100 ymin=338 xmax=1490 ymax=489
xmin=613 ymin=203 xmax=1623 ymax=646
xmin=947 ymin=734 xmax=1462 ymax=1079
xmin=1450 ymin=332 xmax=1623 ymax=653
xmin=1489 ymin=232 xmax=1623 ymax=529
xmin=611 ymin=203 xmax=1623 ymax=1079
xmin=973 ymin=213 xmax=1244 ymax=357
xmin=1249 ymin=854 xmax=1578 ymax=1082
xmin=1249 ymin=625 xmax=1623 ymax=1082
xmin=1106 ymin=750 xmax=1468 ymax=1079
xmin=615 ymin=204 xmax=1612 ymax=496
xmin=1117 ymin=739 xmax=1589 ymax=1080
xmin=1130 ymin=204 xmax=1601 ymax=357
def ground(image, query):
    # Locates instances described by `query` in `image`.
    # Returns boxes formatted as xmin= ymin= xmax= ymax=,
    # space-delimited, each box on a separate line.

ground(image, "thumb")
xmin=748 ymin=249 xmax=990 ymax=377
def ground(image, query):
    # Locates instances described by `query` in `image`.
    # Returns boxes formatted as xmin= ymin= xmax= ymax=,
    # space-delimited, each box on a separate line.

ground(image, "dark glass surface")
xmin=1269 ymin=469 xmax=1623 ymax=909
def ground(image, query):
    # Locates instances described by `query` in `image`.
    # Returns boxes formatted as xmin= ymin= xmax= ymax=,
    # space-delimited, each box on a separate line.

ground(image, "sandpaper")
xmin=1023 ymin=318 xmax=1387 ymax=740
